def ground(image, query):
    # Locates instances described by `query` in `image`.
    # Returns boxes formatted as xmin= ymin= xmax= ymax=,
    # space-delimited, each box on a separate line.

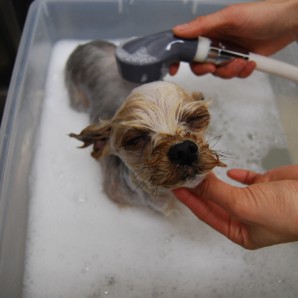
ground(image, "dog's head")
xmin=70 ymin=81 xmax=225 ymax=193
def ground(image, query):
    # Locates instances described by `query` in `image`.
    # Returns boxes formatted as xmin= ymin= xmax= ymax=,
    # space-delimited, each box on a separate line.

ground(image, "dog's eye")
xmin=186 ymin=113 xmax=210 ymax=130
xmin=123 ymin=131 xmax=149 ymax=150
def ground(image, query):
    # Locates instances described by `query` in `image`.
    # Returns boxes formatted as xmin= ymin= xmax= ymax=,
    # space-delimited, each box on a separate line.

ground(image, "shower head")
xmin=115 ymin=30 xmax=298 ymax=84
xmin=115 ymin=30 xmax=249 ymax=84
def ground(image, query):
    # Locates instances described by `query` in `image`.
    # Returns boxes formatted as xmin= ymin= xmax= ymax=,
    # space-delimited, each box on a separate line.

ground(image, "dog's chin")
xmin=177 ymin=174 xmax=207 ymax=189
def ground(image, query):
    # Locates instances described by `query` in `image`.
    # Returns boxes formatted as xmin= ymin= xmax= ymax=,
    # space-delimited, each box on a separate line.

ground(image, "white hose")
xmin=249 ymin=53 xmax=298 ymax=83
xmin=194 ymin=37 xmax=298 ymax=83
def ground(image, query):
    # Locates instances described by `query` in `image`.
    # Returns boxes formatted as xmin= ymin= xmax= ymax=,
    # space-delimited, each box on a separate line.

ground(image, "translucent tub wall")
xmin=0 ymin=1 xmax=297 ymax=297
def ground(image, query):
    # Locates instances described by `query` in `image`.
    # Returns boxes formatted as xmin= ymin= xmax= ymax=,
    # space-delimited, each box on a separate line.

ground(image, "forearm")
xmin=259 ymin=0 xmax=298 ymax=50
xmin=289 ymin=0 xmax=298 ymax=40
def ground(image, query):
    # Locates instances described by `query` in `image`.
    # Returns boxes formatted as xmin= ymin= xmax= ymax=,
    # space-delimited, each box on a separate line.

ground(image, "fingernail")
xmin=208 ymin=64 xmax=216 ymax=73
xmin=227 ymin=169 xmax=249 ymax=181
xmin=173 ymin=23 xmax=189 ymax=31
xmin=248 ymin=61 xmax=257 ymax=70
xmin=231 ymin=59 xmax=247 ymax=73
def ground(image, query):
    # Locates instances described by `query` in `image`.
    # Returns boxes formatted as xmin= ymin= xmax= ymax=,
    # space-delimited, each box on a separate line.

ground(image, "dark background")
xmin=0 ymin=0 xmax=33 ymax=122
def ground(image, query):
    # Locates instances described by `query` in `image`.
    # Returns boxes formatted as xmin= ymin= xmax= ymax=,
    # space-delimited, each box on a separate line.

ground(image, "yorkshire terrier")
xmin=65 ymin=40 xmax=225 ymax=214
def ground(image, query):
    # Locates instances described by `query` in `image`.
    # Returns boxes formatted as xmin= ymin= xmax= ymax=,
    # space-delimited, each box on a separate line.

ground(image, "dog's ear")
xmin=69 ymin=122 xmax=112 ymax=160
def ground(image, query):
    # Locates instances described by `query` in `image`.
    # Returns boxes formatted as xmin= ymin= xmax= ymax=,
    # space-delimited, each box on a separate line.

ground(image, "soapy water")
xmin=23 ymin=40 xmax=298 ymax=298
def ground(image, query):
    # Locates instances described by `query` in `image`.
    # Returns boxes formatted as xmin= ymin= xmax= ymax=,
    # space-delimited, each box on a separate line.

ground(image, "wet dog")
xmin=65 ymin=40 xmax=225 ymax=214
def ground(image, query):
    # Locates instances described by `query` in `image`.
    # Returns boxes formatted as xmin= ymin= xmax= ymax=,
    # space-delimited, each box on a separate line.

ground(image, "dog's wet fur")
xmin=65 ymin=40 xmax=225 ymax=214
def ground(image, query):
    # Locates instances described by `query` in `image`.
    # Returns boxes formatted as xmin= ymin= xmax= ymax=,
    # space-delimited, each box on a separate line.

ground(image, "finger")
xmin=190 ymin=173 xmax=241 ymax=213
xmin=227 ymin=169 xmax=261 ymax=185
xmin=238 ymin=61 xmax=256 ymax=78
xmin=172 ymin=10 xmax=229 ymax=38
xmin=190 ymin=62 xmax=216 ymax=76
xmin=213 ymin=59 xmax=249 ymax=79
xmin=228 ymin=165 xmax=298 ymax=184
xmin=169 ymin=62 xmax=180 ymax=76
xmin=265 ymin=165 xmax=298 ymax=181
xmin=173 ymin=188 xmax=235 ymax=236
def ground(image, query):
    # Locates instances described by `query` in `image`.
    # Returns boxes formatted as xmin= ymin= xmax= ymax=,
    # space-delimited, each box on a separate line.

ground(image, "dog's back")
xmin=65 ymin=40 xmax=137 ymax=123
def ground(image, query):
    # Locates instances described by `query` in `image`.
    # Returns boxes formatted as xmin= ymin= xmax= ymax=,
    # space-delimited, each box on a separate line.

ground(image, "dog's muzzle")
xmin=168 ymin=140 xmax=198 ymax=166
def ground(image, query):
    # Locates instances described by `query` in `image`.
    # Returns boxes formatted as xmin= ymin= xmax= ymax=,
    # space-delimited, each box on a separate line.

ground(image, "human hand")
xmin=173 ymin=165 xmax=298 ymax=249
xmin=170 ymin=0 xmax=298 ymax=78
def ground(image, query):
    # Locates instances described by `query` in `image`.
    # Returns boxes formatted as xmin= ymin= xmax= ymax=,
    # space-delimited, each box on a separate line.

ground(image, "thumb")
xmin=172 ymin=10 xmax=228 ymax=38
xmin=175 ymin=173 xmax=240 ymax=213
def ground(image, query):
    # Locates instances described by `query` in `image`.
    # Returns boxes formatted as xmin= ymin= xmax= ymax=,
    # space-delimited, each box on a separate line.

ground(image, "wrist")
xmin=265 ymin=0 xmax=298 ymax=42
xmin=285 ymin=0 xmax=298 ymax=40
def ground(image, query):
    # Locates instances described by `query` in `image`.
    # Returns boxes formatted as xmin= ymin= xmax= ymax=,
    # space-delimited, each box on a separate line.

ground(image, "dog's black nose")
xmin=168 ymin=140 xmax=198 ymax=166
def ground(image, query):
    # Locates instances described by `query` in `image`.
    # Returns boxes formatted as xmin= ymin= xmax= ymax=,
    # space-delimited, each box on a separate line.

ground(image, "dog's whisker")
xmin=133 ymin=175 xmax=154 ymax=193
xmin=152 ymin=187 xmax=160 ymax=201
xmin=216 ymin=150 xmax=238 ymax=161
xmin=132 ymin=165 xmax=156 ymax=175
xmin=208 ymin=135 xmax=223 ymax=149
xmin=131 ymin=163 xmax=169 ymax=174
xmin=132 ymin=168 xmax=148 ymax=180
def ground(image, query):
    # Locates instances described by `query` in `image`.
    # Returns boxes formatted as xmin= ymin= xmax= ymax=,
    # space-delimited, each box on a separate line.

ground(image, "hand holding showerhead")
xmin=115 ymin=30 xmax=298 ymax=84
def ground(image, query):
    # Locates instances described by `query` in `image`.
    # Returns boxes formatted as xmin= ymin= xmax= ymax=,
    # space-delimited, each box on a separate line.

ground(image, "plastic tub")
xmin=0 ymin=1 xmax=297 ymax=297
